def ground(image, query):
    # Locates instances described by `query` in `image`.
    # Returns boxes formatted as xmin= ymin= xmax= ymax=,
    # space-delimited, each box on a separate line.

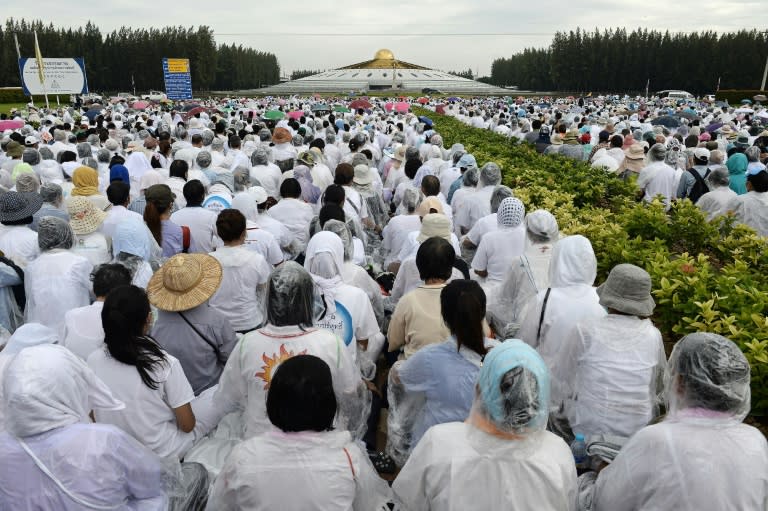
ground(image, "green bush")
xmin=416 ymin=107 xmax=768 ymax=417
xmin=0 ymin=88 xmax=28 ymax=103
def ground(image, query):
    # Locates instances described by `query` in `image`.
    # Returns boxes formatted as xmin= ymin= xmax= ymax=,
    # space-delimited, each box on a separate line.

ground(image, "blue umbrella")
xmin=741 ymin=99 xmax=753 ymax=104
xmin=83 ymin=108 xmax=103 ymax=121
xmin=418 ymin=115 xmax=434 ymax=127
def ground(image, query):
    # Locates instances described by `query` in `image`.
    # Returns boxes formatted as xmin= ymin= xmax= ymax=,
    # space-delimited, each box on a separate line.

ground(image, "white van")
xmin=659 ymin=90 xmax=694 ymax=101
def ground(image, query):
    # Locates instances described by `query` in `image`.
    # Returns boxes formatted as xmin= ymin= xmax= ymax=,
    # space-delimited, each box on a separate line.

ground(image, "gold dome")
xmin=374 ymin=49 xmax=395 ymax=60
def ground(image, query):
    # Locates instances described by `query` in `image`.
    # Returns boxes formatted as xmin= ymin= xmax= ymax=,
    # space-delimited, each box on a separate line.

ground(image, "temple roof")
xmin=338 ymin=49 xmax=429 ymax=70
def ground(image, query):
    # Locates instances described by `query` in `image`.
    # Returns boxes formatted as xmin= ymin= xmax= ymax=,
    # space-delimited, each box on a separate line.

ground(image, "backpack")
xmin=687 ymin=167 xmax=711 ymax=204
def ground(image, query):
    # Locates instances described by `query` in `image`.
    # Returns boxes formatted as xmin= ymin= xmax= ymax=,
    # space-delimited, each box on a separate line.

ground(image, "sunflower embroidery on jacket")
xmin=255 ymin=344 xmax=307 ymax=390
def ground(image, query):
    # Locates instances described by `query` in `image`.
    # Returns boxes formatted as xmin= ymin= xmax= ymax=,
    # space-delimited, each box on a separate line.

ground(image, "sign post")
xmin=18 ymin=57 xmax=88 ymax=97
xmin=162 ymin=58 xmax=193 ymax=100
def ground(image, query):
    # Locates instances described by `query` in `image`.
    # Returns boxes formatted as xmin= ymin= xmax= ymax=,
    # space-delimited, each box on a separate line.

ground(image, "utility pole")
xmin=761 ymin=55 xmax=768 ymax=91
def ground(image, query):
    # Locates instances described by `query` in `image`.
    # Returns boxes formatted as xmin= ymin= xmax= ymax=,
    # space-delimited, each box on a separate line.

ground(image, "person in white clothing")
xmin=230 ymin=189 xmax=285 ymax=265
xmin=517 ymin=235 xmax=606 ymax=406
xmin=249 ymin=146 xmax=282 ymax=199
xmin=61 ymin=263 xmax=132 ymax=361
xmin=101 ymin=181 xmax=143 ymax=238
xmin=472 ymin=197 xmax=527 ymax=286
xmin=393 ymin=340 xmax=577 ymax=511
xmin=0 ymin=344 xmax=171 ymax=510
xmin=67 ymin=196 xmax=112 ymax=266
xmin=209 ymin=209 xmax=273 ymax=333
xmin=637 ymin=143 xmax=678 ymax=208
xmin=165 ymin=160 xmax=189 ymax=210
xmin=462 ymin=185 xmax=513 ymax=253
xmin=170 ymin=180 xmax=221 ymax=254
xmin=207 ymin=355 xmax=393 ymax=510
xmin=696 ymin=166 xmax=737 ymax=221
xmin=88 ymin=285 xmax=220 ymax=460
xmin=560 ymin=264 xmax=666 ymax=443
xmin=592 ymin=333 xmax=768 ymax=511
xmin=454 ymin=162 xmax=503 ymax=235
xmin=382 ymin=188 xmax=422 ymax=271
xmin=25 ymin=217 xmax=93 ymax=332
xmin=267 ymin=178 xmax=315 ymax=253
xmin=0 ymin=191 xmax=42 ymax=268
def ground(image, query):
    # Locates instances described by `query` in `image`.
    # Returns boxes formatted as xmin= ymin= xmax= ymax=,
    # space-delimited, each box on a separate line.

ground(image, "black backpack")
xmin=687 ymin=167 xmax=711 ymax=204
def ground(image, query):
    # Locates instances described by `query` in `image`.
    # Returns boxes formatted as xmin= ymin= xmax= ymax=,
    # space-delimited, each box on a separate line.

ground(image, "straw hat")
xmin=147 ymin=254 xmax=223 ymax=312
xmin=273 ymin=127 xmax=292 ymax=144
xmin=66 ymin=196 xmax=108 ymax=235
xmin=597 ymin=263 xmax=655 ymax=317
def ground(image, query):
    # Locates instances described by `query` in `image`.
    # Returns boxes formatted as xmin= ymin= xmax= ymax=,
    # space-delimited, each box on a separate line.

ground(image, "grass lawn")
xmin=0 ymin=103 xmax=27 ymax=115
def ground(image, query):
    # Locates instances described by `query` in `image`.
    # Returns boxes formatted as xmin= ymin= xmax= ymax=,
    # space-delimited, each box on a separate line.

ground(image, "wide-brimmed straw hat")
xmin=147 ymin=253 xmax=223 ymax=312
xmin=0 ymin=191 xmax=43 ymax=223
xmin=66 ymin=196 xmax=107 ymax=235
xmin=597 ymin=263 xmax=655 ymax=317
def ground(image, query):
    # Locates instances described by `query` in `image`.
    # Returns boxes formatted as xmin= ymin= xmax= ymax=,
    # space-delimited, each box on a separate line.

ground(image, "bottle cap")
xmin=575 ymin=433 xmax=585 ymax=441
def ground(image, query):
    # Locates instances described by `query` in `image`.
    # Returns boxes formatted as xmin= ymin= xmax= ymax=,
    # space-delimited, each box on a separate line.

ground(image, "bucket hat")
xmin=597 ymin=263 xmax=655 ymax=317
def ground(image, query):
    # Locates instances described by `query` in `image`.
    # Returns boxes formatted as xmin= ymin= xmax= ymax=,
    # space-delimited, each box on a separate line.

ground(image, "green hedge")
xmin=414 ymin=107 xmax=768 ymax=417
xmin=0 ymin=88 xmax=28 ymax=103
xmin=715 ymin=89 xmax=766 ymax=104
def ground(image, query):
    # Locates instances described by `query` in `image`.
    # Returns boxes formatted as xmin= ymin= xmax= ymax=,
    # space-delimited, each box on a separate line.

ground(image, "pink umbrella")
xmin=278 ymin=98 xmax=286 ymax=106
xmin=395 ymin=102 xmax=409 ymax=113
xmin=384 ymin=102 xmax=394 ymax=112
xmin=0 ymin=120 xmax=24 ymax=131
xmin=287 ymin=111 xmax=304 ymax=120
xmin=131 ymin=100 xmax=150 ymax=110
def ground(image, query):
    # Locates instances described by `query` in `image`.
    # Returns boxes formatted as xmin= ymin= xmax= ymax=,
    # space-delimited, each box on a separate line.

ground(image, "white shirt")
xmin=72 ymin=232 xmax=112 ymax=266
xmin=315 ymin=283 xmax=380 ymax=364
xmin=253 ymin=213 xmax=295 ymax=256
xmin=164 ymin=177 xmax=187 ymax=209
xmin=243 ymin=222 xmax=284 ymax=265
xmin=214 ymin=325 xmax=360 ymax=439
xmin=250 ymin=164 xmax=282 ymax=198
xmin=101 ymin=205 xmax=143 ymax=239
xmin=25 ymin=250 xmax=93 ymax=332
xmin=208 ymin=246 xmax=272 ymax=331
xmin=455 ymin=185 xmax=495 ymax=233
xmin=465 ymin=213 xmax=497 ymax=246
xmin=171 ymin=206 xmax=221 ymax=254
xmin=472 ymin=225 xmax=527 ymax=282
xmin=267 ymin=198 xmax=315 ymax=250
xmin=88 ymin=348 xmax=196 ymax=459
xmin=394 ymin=422 xmax=577 ymax=511
xmin=637 ymin=161 xmax=677 ymax=206
xmin=0 ymin=226 xmax=39 ymax=268
xmin=61 ymin=301 xmax=104 ymax=360
xmin=381 ymin=214 xmax=422 ymax=267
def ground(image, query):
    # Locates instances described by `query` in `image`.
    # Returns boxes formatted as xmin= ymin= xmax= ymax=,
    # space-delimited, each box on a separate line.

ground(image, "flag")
xmin=34 ymin=31 xmax=44 ymax=85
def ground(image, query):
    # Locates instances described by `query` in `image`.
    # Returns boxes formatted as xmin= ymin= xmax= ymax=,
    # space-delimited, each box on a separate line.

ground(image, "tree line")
xmin=490 ymin=28 xmax=768 ymax=94
xmin=0 ymin=19 xmax=281 ymax=93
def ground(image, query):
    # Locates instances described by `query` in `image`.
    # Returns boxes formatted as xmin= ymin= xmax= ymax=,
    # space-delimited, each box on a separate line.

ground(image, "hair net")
xmin=96 ymin=148 xmax=111 ymax=163
xmin=22 ymin=148 xmax=40 ymax=166
xmin=525 ymin=209 xmax=559 ymax=243
xmin=479 ymin=162 xmax=502 ymax=187
xmin=196 ymin=150 xmax=212 ymax=169
xmin=112 ymin=218 xmax=153 ymax=261
xmin=211 ymin=138 xmax=225 ymax=150
xmin=665 ymin=333 xmax=751 ymax=420
xmin=490 ymin=185 xmax=513 ymax=213
xmin=707 ymin=167 xmax=730 ymax=188
xmin=38 ymin=146 xmax=54 ymax=160
xmin=463 ymin=167 xmax=479 ymax=187
xmin=139 ymin=169 xmax=164 ymax=191
xmin=304 ymin=231 xmax=344 ymax=314
xmin=38 ymin=216 xmax=74 ymax=251
xmin=251 ymin=147 xmax=269 ymax=166
xmin=201 ymin=130 xmax=215 ymax=146
xmin=39 ymin=183 xmax=63 ymax=204
xmin=648 ymin=143 xmax=667 ymax=163
xmin=548 ymin=234 xmax=597 ymax=287
xmin=76 ymin=142 xmax=92 ymax=159
xmin=266 ymin=261 xmax=316 ymax=328
xmin=322 ymin=219 xmax=353 ymax=261
xmin=401 ymin=187 xmax=421 ymax=213
xmin=3 ymin=344 xmax=124 ymax=437
xmin=15 ymin=173 xmax=40 ymax=193
xmin=475 ymin=340 xmax=549 ymax=434
xmin=497 ymin=197 xmax=525 ymax=228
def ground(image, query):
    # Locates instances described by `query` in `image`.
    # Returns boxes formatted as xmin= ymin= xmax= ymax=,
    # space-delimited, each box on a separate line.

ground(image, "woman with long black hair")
xmin=87 ymin=285 xmax=216 ymax=460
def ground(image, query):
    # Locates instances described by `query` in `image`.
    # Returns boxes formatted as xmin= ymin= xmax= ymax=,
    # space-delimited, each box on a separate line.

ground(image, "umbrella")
xmin=754 ymin=94 xmax=767 ymax=102
xmin=675 ymin=111 xmax=700 ymax=121
xmin=349 ymin=99 xmax=372 ymax=110
xmin=312 ymin=104 xmax=330 ymax=113
xmin=435 ymin=104 xmax=446 ymax=115
xmin=180 ymin=104 xmax=201 ymax=112
xmin=183 ymin=106 xmax=207 ymax=118
xmin=131 ymin=100 xmax=149 ymax=110
xmin=705 ymin=122 xmax=724 ymax=133
xmin=333 ymin=105 xmax=350 ymax=113
xmin=384 ymin=102 xmax=394 ymax=112
xmin=287 ymin=111 xmax=304 ymax=120
xmin=263 ymin=110 xmax=285 ymax=121
xmin=734 ymin=107 xmax=754 ymax=114
xmin=417 ymin=97 xmax=429 ymax=104
xmin=395 ymin=102 xmax=410 ymax=113
xmin=83 ymin=108 xmax=103 ymax=121
xmin=418 ymin=115 xmax=434 ymax=127
xmin=740 ymin=99 xmax=753 ymax=104
xmin=650 ymin=116 xmax=680 ymax=128
xmin=0 ymin=120 xmax=23 ymax=131
xmin=447 ymin=97 xmax=460 ymax=102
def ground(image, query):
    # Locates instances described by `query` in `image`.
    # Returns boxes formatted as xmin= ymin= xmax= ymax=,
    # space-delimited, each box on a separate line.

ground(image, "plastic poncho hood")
xmin=548 ymin=234 xmax=597 ymax=288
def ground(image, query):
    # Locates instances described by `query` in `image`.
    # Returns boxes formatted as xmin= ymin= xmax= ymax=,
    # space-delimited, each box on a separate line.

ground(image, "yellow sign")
xmin=166 ymin=59 xmax=189 ymax=73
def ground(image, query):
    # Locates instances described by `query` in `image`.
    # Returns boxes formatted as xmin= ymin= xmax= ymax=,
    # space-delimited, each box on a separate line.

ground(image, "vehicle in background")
xmin=658 ymin=90 xmax=694 ymax=100
xmin=141 ymin=90 xmax=167 ymax=101
xmin=81 ymin=92 xmax=103 ymax=103
xmin=114 ymin=92 xmax=137 ymax=102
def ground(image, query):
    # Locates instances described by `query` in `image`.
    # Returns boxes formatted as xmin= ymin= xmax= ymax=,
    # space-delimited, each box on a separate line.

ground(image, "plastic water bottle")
xmin=571 ymin=433 xmax=588 ymax=470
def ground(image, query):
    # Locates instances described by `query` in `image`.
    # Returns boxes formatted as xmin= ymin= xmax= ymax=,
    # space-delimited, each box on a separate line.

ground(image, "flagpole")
xmin=34 ymin=31 xmax=49 ymax=110
xmin=13 ymin=33 xmax=33 ymax=107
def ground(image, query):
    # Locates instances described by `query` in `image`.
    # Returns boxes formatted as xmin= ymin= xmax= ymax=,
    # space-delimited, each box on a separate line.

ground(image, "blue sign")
xmin=162 ymin=58 xmax=192 ymax=100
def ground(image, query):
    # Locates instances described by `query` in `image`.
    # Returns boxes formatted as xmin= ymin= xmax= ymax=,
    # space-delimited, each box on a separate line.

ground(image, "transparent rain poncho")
xmin=478 ymin=162 xmax=502 ymax=187
xmin=37 ymin=216 xmax=74 ymax=251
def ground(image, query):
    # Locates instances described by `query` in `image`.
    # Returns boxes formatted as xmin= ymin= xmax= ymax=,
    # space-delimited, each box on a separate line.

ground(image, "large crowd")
xmin=0 ymin=93 xmax=766 ymax=510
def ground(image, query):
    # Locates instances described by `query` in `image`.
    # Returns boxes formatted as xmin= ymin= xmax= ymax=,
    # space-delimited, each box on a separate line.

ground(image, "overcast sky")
xmin=4 ymin=1 xmax=766 ymax=76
